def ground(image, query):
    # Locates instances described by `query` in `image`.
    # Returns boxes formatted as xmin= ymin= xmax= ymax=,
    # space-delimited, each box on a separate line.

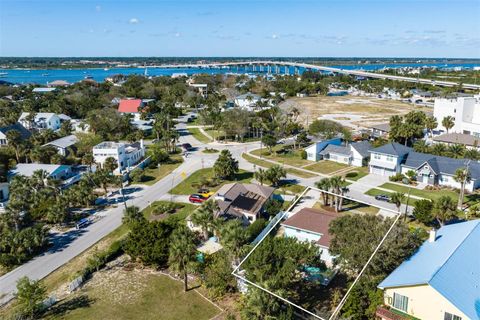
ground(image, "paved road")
xmin=0 ymin=112 xmax=407 ymax=302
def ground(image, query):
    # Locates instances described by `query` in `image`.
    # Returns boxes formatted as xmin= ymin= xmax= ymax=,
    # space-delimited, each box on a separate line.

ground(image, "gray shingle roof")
xmin=0 ymin=123 xmax=31 ymax=140
xmin=403 ymin=151 xmax=480 ymax=178
xmin=319 ymin=144 xmax=351 ymax=156
xmin=433 ymin=133 xmax=480 ymax=147
xmin=369 ymin=142 xmax=412 ymax=156
xmin=351 ymin=141 xmax=372 ymax=158
xmin=44 ymin=135 xmax=78 ymax=149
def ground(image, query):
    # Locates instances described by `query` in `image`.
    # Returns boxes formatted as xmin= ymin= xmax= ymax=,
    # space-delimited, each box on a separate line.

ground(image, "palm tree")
xmin=253 ymin=168 xmax=267 ymax=186
xmin=442 ymin=116 xmax=455 ymax=133
xmin=6 ymin=129 xmax=22 ymax=162
xmin=191 ymin=200 xmax=217 ymax=239
xmin=454 ymin=167 xmax=471 ymax=209
xmin=413 ymin=140 xmax=430 ymax=153
xmin=315 ymin=178 xmax=331 ymax=206
xmin=82 ymin=153 xmax=95 ymax=172
xmin=219 ymin=220 xmax=247 ymax=263
xmin=122 ymin=206 xmax=144 ymax=225
xmin=265 ymin=165 xmax=286 ymax=187
xmin=464 ymin=149 xmax=480 ymax=161
xmin=433 ymin=196 xmax=457 ymax=226
xmin=168 ymin=226 xmax=197 ymax=292
xmin=329 ymin=176 xmax=345 ymax=212
xmin=425 ymin=116 xmax=438 ymax=138
xmin=447 ymin=144 xmax=466 ymax=159
xmin=390 ymin=192 xmax=405 ymax=214
xmin=431 ymin=143 xmax=447 ymax=156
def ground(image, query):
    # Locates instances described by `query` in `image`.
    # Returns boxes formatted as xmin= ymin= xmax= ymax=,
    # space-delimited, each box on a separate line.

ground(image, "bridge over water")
xmin=146 ymin=60 xmax=480 ymax=90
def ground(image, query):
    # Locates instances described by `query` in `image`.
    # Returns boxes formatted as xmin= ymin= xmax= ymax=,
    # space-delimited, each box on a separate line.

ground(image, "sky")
xmin=0 ymin=0 xmax=479 ymax=58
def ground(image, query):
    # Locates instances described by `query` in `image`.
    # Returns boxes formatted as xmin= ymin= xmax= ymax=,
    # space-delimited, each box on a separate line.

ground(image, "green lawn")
xmin=42 ymin=273 xmax=220 ymax=320
xmin=141 ymin=156 xmax=184 ymax=186
xmin=344 ymin=167 xmax=369 ymax=181
xmin=242 ymin=153 xmax=316 ymax=179
xmin=379 ymin=182 xmax=459 ymax=202
xmin=143 ymin=201 xmax=196 ymax=223
xmin=170 ymin=168 xmax=253 ymax=195
xmin=365 ymin=188 xmax=418 ymax=206
xmin=250 ymin=146 xmax=311 ymax=167
xmin=188 ymin=127 xmax=212 ymax=144
xmin=204 ymin=129 xmax=225 ymax=141
xmin=276 ymin=182 xmax=307 ymax=195
xmin=303 ymin=161 xmax=349 ymax=175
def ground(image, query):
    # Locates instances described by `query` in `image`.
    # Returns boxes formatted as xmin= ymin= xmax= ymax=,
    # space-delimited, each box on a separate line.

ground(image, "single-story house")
xmin=118 ymin=99 xmax=147 ymax=121
xmin=32 ymin=87 xmax=56 ymax=93
xmin=400 ymin=151 xmax=480 ymax=191
xmin=377 ymin=220 xmax=480 ymax=320
xmin=369 ymin=142 xmax=480 ymax=191
xmin=370 ymin=123 xmax=391 ymax=138
xmin=43 ymin=134 xmax=79 ymax=156
xmin=48 ymin=80 xmax=70 ymax=87
xmin=319 ymin=141 xmax=372 ymax=167
xmin=433 ymin=132 xmax=480 ymax=150
xmin=214 ymin=183 xmax=275 ymax=225
xmin=305 ymin=138 xmax=342 ymax=161
xmin=281 ymin=207 xmax=340 ymax=266
xmin=0 ymin=123 xmax=31 ymax=147
xmin=9 ymin=163 xmax=74 ymax=181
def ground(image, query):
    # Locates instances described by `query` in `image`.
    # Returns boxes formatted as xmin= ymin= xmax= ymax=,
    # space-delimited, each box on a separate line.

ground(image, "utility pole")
xmin=404 ymin=187 xmax=411 ymax=221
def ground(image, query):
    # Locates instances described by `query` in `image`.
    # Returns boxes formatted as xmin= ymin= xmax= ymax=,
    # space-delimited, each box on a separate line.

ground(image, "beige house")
xmin=377 ymin=220 xmax=480 ymax=320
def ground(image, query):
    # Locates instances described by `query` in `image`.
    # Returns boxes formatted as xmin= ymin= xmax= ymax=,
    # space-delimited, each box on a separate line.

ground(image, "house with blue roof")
xmin=376 ymin=220 xmax=480 ymax=320
xmin=369 ymin=142 xmax=480 ymax=191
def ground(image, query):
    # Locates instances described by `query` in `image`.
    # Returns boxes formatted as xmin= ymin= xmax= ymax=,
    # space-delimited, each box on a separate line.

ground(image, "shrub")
xmin=247 ymin=218 xmax=267 ymax=242
xmin=389 ymin=173 xmax=405 ymax=182
xmin=346 ymin=171 xmax=358 ymax=178
xmin=83 ymin=239 xmax=125 ymax=278
xmin=263 ymin=199 xmax=283 ymax=217
xmin=152 ymin=202 xmax=177 ymax=215
xmin=129 ymin=168 xmax=145 ymax=183
xmin=300 ymin=150 xmax=307 ymax=159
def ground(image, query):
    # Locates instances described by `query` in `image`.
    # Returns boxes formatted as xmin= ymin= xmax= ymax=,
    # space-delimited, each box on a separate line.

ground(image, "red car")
xmin=189 ymin=194 xmax=207 ymax=203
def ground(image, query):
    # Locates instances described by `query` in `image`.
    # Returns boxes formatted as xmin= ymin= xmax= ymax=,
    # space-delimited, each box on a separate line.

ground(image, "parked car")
xmin=197 ymin=188 xmax=214 ymax=199
xmin=182 ymin=143 xmax=192 ymax=151
xmin=189 ymin=194 xmax=207 ymax=203
xmin=375 ymin=194 xmax=391 ymax=202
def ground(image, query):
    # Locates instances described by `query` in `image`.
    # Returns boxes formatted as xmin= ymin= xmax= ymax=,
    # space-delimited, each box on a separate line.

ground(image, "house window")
xmin=386 ymin=156 xmax=394 ymax=162
xmin=444 ymin=312 xmax=462 ymax=320
xmin=373 ymin=153 xmax=381 ymax=160
xmin=392 ymin=293 xmax=408 ymax=312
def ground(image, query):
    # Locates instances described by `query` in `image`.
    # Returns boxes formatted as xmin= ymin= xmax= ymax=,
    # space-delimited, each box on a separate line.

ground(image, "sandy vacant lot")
xmin=279 ymin=96 xmax=427 ymax=129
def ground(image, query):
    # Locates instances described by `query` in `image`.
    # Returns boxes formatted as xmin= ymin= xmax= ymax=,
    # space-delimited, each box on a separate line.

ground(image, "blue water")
xmin=0 ymin=62 xmax=478 ymax=85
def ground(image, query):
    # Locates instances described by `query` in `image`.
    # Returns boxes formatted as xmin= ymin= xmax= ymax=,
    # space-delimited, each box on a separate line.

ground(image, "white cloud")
xmin=174 ymin=32 xmax=181 ymax=37
xmin=271 ymin=34 xmax=279 ymax=39
xmin=129 ymin=18 xmax=139 ymax=24
xmin=95 ymin=5 xmax=101 ymax=12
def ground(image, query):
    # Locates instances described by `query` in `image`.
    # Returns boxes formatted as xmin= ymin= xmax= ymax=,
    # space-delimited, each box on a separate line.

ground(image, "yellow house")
xmin=377 ymin=220 xmax=480 ymax=320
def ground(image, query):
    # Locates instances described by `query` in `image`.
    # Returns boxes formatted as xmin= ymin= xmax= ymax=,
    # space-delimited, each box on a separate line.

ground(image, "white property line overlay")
xmin=232 ymin=185 xmax=404 ymax=320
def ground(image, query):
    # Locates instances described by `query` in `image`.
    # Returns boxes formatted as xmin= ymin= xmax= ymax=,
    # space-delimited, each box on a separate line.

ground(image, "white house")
xmin=18 ymin=112 xmax=62 ymax=131
xmin=0 ymin=182 xmax=9 ymax=211
xmin=319 ymin=141 xmax=371 ymax=167
xmin=305 ymin=138 xmax=342 ymax=161
xmin=433 ymin=97 xmax=480 ymax=136
xmin=281 ymin=207 xmax=341 ymax=266
xmin=117 ymin=99 xmax=147 ymax=121
xmin=369 ymin=142 xmax=411 ymax=177
xmin=93 ymin=140 xmax=146 ymax=174
xmin=43 ymin=134 xmax=79 ymax=156
xmin=234 ymin=93 xmax=261 ymax=110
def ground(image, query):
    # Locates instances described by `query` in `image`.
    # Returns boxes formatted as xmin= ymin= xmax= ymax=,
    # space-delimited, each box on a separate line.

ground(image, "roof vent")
xmin=429 ymin=229 xmax=437 ymax=243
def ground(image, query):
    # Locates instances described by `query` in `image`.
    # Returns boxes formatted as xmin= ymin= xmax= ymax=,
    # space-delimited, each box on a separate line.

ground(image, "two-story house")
xmin=368 ymin=142 xmax=411 ymax=177
xmin=0 ymin=123 xmax=31 ymax=147
xmin=377 ymin=220 xmax=480 ymax=320
xmin=18 ymin=112 xmax=62 ymax=131
xmin=92 ymin=140 xmax=146 ymax=174
xmin=117 ymin=99 xmax=148 ymax=121
xmin=305 ymin=138 xmax=342 ymax=162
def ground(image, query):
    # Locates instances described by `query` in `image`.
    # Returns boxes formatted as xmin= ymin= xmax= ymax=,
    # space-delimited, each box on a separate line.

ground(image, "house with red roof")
xmin=118 ymin=99 xmax=146 ymax=120
xmin=281 ymin=207 xmax=341 ymax=266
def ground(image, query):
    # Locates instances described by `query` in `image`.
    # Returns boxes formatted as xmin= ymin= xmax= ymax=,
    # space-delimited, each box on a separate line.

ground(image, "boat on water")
xmin=42 ymin=73 xmax=49 ymax=76
xmin=84 ymin=75 xmax=93 ymax=79
xmin=103 ymin=68 xmax=109 ymax=71
xmin=0 ymin=72 xmax=8 ymax=77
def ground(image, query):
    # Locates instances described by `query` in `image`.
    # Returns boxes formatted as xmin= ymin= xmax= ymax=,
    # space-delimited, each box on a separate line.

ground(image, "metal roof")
xmin=378 ymin=220 xmax=480 ymax=320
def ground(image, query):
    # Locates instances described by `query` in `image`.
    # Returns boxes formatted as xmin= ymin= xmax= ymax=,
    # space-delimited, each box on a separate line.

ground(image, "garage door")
xmin=371 ymin=166 xmax=384 ymax=175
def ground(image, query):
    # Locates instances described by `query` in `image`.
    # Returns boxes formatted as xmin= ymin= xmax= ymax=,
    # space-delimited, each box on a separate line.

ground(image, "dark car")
xmin=182 ymin=143 xmax=192 ymax=151
xmin=189 ymin=194 xmax=207 ymax=203
xmin=375 ymin=194 xmax=390 ymax=202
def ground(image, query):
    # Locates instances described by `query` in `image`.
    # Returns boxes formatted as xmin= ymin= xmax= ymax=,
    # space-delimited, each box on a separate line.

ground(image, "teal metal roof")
xmin=378 ymin=220 xmax=480 ymax=319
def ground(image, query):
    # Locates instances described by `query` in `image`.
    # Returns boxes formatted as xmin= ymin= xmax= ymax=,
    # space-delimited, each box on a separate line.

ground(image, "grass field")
xmin=170 ymin=168 xmax=253 ymax=195
xmin=344 ymin=167 xmax=369 ymax=181
xmin=251 ymin=146 xmax=311 ymax=167
xmin=141 ymin=156 xmax=184 ymax=186
xmin=143 ymin=201 xmax=196 ymax=223
xmin=188 ymin=128 xmax=212 ymax=144
xmin=303 ymin=161 xmax=349 ymax=175
xmin=242 ymin=153 xmax=316 ymax=178
xmin=365 ymin=188 xmax=418 ymax=206
xmin=378 ymin=183 xmax=459 ymax=202
xmin=42 ymin=271 xmax=220 ymax=320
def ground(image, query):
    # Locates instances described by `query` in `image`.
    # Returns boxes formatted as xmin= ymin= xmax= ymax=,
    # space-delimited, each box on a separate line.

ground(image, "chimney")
xmin=140 ymin=139 xmax=144 ymax=149
xmin=429 ymin=229 xmax=437 ymax=243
